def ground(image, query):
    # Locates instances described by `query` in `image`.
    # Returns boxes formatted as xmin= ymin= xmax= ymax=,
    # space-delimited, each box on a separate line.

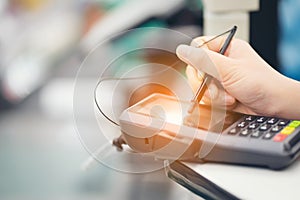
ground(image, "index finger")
xmin=191 ymin=36 xmax=230 ymax=55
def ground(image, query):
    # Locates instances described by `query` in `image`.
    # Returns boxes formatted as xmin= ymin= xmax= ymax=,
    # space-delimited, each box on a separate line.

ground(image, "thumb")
xmin=176 ymin=44 xmax=233 ymax=81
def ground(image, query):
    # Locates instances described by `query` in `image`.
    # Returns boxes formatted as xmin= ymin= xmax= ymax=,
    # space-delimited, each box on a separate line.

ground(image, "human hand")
xmin=176 ymin=36 xmax=300 ymax=119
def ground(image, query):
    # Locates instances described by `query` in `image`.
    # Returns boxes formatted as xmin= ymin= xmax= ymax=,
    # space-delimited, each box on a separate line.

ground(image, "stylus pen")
xmin=188 ymin=26 xmax=237 ymax=114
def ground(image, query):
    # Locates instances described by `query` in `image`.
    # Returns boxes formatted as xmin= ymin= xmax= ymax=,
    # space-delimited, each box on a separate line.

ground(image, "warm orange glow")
xmin=129 ymin=93 xmax=229 ymax=131
xmin=132 ymin=94 xmax=186 ymax=125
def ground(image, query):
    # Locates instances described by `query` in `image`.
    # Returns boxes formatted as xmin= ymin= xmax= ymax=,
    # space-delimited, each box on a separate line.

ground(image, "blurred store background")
xmin=0 ymin=0 xmax=298 ymax=199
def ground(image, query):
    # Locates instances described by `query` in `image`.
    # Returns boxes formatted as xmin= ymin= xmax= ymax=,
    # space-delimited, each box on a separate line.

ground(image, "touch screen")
xmin=129 ymin=94 xmax=242 ymax=131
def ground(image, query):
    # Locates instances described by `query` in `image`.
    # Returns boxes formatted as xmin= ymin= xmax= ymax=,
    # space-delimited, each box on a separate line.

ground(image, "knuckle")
xmin=190 ymin=37 xmax=206 ymax=47
xmin=234 ymin=38 xmax=249 ymax=47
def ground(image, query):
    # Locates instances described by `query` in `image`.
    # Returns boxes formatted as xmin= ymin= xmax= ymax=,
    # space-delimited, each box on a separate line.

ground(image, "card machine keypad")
xmin=227 ymin=115 xmax=300 ymax=143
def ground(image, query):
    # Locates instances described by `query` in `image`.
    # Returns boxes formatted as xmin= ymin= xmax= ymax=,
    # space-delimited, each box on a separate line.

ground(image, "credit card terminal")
xmin=119 ymin=93 xmax=300 ymax=169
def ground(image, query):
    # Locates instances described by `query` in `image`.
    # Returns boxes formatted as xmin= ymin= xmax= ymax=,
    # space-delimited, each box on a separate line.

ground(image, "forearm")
xmin=274 ymin=77 xmax=300 ymax=119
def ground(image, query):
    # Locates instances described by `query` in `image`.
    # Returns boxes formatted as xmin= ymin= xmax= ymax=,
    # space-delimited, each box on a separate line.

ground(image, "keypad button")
xmin=259 ymin=124 xmax=271 ymax=131
xmin=273 ymin=134 xmax=288 ymax=142
xmin=266 ymin=118 xmax=278 ymax=124
xmin=251 ymin=131 xmax=263 ymax=138
xmin=245 ymin=115 xmax=256 ymax=122
xmin=288 ymin=120 xmax=300 ymax=128
xmin=228 ymin=128 xmax=240 ymax=135
xmin=247 ymin=123 xmax=260 ymax=130
xmin=270 ymin=125 xmax=283 ymax=133
xmin=263 ymin=132 xmax=275 ymax=140
xmin=278 ymin=119 xmax=290 ymax=126
xmin=239 ymin=129 xmax=251 ymax=137
xmin=237 ymin=121 xmax=249 ymax=128
xmin=256 ymin=117 xmax=267 ymax=123
xmin=280 ymin=127 xmax=295 ymax=135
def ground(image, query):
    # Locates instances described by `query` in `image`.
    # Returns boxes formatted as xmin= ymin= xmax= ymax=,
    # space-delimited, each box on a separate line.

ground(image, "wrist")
xmin=273 ymin=76 xmax=300 ymax=119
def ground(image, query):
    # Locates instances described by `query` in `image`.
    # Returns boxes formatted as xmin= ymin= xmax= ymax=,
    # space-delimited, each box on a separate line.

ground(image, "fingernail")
xmin=176 ymin=44 xmax=192 ymax=58
xmin=197 ymin=71 xmax=204 ymax=80
xmin=225 ymin=95 xmax=236 ymax=105
xmin=210 ymin=85 xmax=218 ymax=99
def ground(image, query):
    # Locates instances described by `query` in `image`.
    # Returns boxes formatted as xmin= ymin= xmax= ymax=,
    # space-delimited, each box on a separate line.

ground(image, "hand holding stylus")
xmin=176 ymin=34 xmax=300 ymax=119
xmin=187 ymin=26 xmax=237 ymax=114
